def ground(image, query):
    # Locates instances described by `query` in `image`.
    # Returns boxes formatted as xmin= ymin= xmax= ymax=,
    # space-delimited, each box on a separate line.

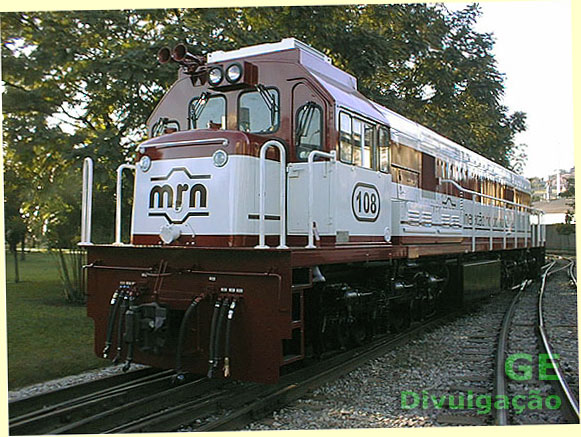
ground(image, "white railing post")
xmin=255 ymin=140 xmax=288 ymax=249
xmin=537 ymin=212 xmax=541 ymax=246
xmin=489 ymin=207 xmax=493 ymax=250
xmin=439 ymin=179 xmax=542 ymax=252
xmin=525 ymin=212 xmax=529 ymax=247
xmin=472 ymin=194 xmax=476 ymax=252
xmin=514 ymin=210 xmax=518 ymax=248
xmin=80 ymin=157 xmax=94 ymax=245
xmin=306 ymin=150 xmax=336 ymax=249
xmin=114 ymin=164 xmax=136 ymax=246
xmin=541 ymin=212 xmax=546 ymax=245
xmin=503 ymin=205 xmax=507 ymax=249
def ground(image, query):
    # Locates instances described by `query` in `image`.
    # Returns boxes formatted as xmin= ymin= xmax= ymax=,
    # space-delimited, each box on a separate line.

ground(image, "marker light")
xmin=226 ymin=63 xmax=242 ymax=83
xmin=212 ymin=149 xmax=228 ymax=167
xmin=208 ymin=67 xmax=223 ymax=86
xmin=139 ymin=155 xmax=152 ymax=172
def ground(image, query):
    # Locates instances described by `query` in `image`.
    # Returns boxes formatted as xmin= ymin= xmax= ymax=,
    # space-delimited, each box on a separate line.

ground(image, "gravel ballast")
xmin=246 ymin=273 xmax=579 ymax=430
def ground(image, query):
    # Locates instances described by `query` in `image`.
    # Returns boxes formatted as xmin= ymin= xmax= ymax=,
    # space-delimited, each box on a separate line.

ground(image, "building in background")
xmin=541 ymin=167 xmax=575 ymax=200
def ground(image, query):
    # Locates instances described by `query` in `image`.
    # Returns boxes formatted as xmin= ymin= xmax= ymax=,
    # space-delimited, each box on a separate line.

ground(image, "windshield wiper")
xmin=256 ymin=84 xmax=279 ymax=128
xmin=296 ymin=102 xmax=317 ymax=140
xmin=190 ymin=91 xmax=211 ymax=128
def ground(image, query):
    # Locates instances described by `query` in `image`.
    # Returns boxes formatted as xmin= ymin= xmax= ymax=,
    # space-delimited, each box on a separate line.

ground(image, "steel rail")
xmin=195 ymin=313 xmax=459 ymax=432
xmin=48 ymin=376 xmax=217 ymax=434
xmin=494 ymin=279 xmax=531 ymax=426
xmin=568 ymin=258 xmax=577 ymax=288
xmin=537 ymin=259 xmax=580 ymax=423
xmin=9 ymin=369 xmax=180 ymax=435
xmin=8 ymin=367 xmax=160 ymax=420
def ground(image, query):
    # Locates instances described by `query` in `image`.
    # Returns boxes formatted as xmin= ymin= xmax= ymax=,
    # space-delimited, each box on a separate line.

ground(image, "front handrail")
xmin=255 ymin=140 xmax=288 ymax=249
xmin=79 ymin=157 xmax=94 ymax=246
xmin=306 ymin=150 xmax=337 ymax=249
xmin=114 ymin=164 xmax=136 ymax=246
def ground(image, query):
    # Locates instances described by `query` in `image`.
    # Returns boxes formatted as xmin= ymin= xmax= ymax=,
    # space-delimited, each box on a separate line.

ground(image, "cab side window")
xmin=295 ymin=102 xmax=323 ymax=161
xmin=152 ymin=117 xmax=180 ymax=137
xmin=339 ymin=112 xmax=353 ymax=164
xmin=378 ymin=127 xmax=390 ymax=173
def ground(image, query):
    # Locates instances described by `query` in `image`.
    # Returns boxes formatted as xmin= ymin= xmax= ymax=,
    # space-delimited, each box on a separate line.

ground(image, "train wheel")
xmin=390 ymin=303 xmax=410 ymax=332
xmin=348 ymin=320 xmax=367 ymax=347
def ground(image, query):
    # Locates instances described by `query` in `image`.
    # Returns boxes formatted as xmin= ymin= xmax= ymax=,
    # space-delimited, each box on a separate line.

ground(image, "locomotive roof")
xmin=207 ymin=39 xmax=530 ymax=193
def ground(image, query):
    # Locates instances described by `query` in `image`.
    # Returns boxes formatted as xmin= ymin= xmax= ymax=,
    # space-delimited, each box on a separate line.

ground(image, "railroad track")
xmin=494 ymin=258 xmax=579 ymax=425
xmin=11 ymin=260 xmax=578 ymax=432
xmin=434 ymin=282 xmax=527 ymax=426
xmin=9 ymin=313 xmax=456 ymax=434
xmin=434 ymin=258 xmax=578 ymax=426
xmin=8 ymin=367 xmax=223 ymax=435
xmin=537 ymin=259 xmax=580 ymax=423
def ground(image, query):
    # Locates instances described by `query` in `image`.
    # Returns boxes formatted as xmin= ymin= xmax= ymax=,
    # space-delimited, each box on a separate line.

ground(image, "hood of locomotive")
xmin=131 ymin=129 xmax=283 ymax=247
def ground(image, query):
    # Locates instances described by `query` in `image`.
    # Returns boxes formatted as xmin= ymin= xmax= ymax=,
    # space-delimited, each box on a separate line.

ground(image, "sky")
xmin=454 ymin=0 xmax=574 ymax=179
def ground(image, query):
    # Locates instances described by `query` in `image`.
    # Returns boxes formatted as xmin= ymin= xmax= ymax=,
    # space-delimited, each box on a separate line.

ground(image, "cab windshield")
xmin=238 ymin=87 xmax=279 ymax=134
xmin=189 ymin=94 xmax=225 ymax=129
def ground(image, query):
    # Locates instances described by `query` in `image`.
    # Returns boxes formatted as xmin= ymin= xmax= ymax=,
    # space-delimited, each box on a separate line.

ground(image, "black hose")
xmin=212 ymin=297 xmax=230 ymax=373
xmin=112 ymin=292 xmax=129 ymax=365
xmin=122 ymin=296 xmax=137 ymax=372
xmin=223 ymin=299 xmax=238 ymax=378
xmin=175 ymin=294 xmax=205 ymax=375
xmin=103 ymin=287 xmax=122 ymax=358
xmin=207 ymin=296 xmax=222 ymax=378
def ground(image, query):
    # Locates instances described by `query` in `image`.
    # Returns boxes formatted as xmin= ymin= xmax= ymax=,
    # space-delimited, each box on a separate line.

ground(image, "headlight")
xmin=226 ymin=63 xmax=242 ymax=83
xmin=208 ymin=67 xmax=223 ymax=86
xmin=139 ymin=155 xmax=151 ymax=172
xmin=212 ymin=149 xmax=228 ymax=167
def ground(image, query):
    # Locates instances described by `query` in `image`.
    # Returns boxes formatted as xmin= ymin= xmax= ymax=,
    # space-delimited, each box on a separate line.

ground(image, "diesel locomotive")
xmin=80 ymin=38 xmax=545 ymax=384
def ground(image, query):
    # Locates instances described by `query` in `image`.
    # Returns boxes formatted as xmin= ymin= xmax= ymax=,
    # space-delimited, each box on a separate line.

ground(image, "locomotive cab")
xmin=132 ymin=38 xmax=394 ymax=248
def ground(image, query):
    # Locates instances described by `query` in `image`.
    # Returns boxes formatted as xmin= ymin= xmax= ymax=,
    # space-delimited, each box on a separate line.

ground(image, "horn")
xmin=157 ymin=47 xmax=172 ymax=64
xmin=172 ymin=44 xmax=201 ymax=66
xmin=172 ymin=44 xmax=189 ymax=62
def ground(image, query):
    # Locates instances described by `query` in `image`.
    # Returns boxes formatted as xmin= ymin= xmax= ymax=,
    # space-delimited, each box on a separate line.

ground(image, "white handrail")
xmin=114 ymin=164 xmax=136 ymax=246
xmin=255 ymin=140 xmax=288 ymax=249
xmin=440 ymin=179 xmax=545 ymax=249
xmin=440 ymin=179 xmax=541 ymax=213
xmin=306 ymin=150 xmax=337 ymax=249
xmin=79 ymin=157 xmax=94 ymax=245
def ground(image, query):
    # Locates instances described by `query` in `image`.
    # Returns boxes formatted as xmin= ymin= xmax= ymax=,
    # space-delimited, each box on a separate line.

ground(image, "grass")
xmin=5 ymin=250 xmax=108 ymax=390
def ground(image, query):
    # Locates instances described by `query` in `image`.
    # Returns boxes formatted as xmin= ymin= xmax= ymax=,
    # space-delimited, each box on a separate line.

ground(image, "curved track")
xmin=494 ymin=258 xmax=579 ymax=425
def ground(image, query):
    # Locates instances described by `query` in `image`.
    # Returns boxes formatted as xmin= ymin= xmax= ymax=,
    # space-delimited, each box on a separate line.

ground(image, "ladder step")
xmin=282 ymin=354 xmax=303 ymax=365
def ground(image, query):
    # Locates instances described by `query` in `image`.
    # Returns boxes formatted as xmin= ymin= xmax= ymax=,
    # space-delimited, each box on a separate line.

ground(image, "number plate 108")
xmin=351 ymin=183 xmax=380 ymax=222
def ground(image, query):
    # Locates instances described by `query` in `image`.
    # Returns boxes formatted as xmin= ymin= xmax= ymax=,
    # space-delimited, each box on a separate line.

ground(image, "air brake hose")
xmin=122 ymin=293 xmax=138 ymax=372
xmin=223 ymin=299 xmax=238 ymax=378
xmin=103 ymin=287 xmax=122 ymax=358
xmin=112 ymin=291 xmax=130 ymax=365
xmin=174 ymin=294 xmax=206 ymax=377
xmin=212 ymin=297 xmax=230 ymax=373
xmin=207 ymin=296 xmax=223 ymax=378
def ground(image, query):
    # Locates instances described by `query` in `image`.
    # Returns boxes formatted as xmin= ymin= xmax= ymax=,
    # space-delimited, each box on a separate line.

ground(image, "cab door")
xmin=291 ymin=82 xmax=327 ymax=161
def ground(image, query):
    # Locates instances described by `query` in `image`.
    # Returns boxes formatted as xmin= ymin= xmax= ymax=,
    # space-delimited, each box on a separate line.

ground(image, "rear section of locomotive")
xmin=80 ymin=39 xmax=545 ymax=384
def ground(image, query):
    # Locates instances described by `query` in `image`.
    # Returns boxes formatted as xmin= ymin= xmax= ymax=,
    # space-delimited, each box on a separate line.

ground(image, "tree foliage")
xmin=2 ymin=5 xmax=527 ymax=248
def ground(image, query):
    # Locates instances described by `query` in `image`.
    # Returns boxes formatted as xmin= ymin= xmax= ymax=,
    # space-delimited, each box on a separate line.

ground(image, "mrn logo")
xmin=147 ymin=167 xmax=210 ymax=224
